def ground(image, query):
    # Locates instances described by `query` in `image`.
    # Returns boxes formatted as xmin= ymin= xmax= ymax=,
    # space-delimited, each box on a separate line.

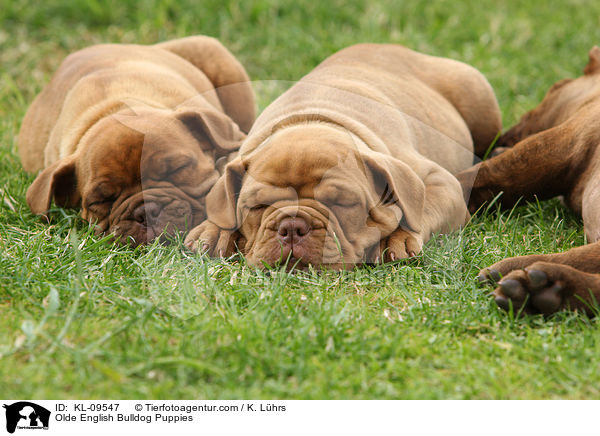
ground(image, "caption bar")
xmin=1 ymin=400 xmax=597 ymax=435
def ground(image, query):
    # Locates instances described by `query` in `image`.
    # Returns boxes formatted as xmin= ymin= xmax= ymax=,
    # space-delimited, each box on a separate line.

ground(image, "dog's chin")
xmin=246 ymin=250 xmax=354 ymax=271
xmin=109 ymin=221 xmax=182 ymax=247
xmin=249 ymin=244 xmax=316 ymax=271
xmin=245 ymin=230 xmax=363 ymax=271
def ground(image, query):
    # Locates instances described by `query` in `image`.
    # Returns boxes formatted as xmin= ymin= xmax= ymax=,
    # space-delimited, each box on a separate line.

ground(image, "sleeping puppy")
xmin=458 ymin=46 xmax=600 ymax=315
xmin=19 ymin=36 xmax=255 ymax=245
xmin=185 ymin=44 xmax=501 ymax=269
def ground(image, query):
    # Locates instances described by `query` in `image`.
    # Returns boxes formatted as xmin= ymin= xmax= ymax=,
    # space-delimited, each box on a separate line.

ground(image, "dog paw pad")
xmin=498 ymin=279 xmax=526 ymax=300
xmin=530 ymin=282 xmax=564 ymax=314
xmin=526 ymin=269 xmax=549 ymax=291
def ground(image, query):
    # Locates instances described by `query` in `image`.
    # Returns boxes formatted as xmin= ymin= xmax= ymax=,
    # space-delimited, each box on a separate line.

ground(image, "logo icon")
xmin=3 ymin=402 xmax=50 ymax=434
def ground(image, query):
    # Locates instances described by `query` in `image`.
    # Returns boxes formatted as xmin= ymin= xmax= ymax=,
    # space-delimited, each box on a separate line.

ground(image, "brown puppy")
xmin=185 ymin=44 xmax=501 ymax=269
xmin=20 ymin=36 xmax=255 ymax=245
xmin=458 ymin=46 xmax=600 ymax=315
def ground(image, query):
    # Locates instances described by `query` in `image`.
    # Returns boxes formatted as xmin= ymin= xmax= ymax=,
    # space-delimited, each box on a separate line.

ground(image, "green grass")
xmin=2 ymin=0 xmax=600 ymax=399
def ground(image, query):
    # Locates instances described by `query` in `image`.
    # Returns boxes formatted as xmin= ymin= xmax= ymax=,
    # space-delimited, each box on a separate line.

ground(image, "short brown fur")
xmin=458 ymin=46 xmax=600 ymax=315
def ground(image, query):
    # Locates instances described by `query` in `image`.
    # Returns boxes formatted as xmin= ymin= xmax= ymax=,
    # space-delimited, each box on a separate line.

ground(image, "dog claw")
xmin=477 ymin=269 xmax=501 ymax=285
xmin=408 ymin=251 xmax=416 ymax=258
xmin=495 ymin=295 xmax=510 ymax=311
xmin=488 ymin=269 xmax=502 ymax=282
xmin=389 ymin=252 xmax=396 ymax=261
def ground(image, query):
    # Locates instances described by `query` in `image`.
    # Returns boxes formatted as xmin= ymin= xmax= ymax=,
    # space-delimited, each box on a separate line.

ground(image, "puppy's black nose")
xmin=277 ymin=217 xmax=310 ymax=245
xmin=133 ymin=202 xmax=161 ymax=226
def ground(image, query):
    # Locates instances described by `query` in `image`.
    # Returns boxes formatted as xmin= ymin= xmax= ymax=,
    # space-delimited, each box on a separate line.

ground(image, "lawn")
xmin=1 ymin=0 xmax=600 ymax=399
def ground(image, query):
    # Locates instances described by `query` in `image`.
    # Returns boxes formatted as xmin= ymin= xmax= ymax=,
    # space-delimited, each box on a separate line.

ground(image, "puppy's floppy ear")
xmin=176 ymin=108 xmax=246 ymax=155
xmin=361 ymin=152 xmax=425 ymax=234
xmin=26 ymin=154 xmax=80 ymax=217
xmin=205 ymin=156 xmax=246 ymax=230
xmin=584 ymin=46 xmax=600 ymax=75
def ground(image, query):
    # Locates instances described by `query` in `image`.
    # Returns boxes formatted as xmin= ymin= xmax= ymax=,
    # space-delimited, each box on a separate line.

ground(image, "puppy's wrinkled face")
xmin=498 ymin=47 xmax=600 ymax=148
xmin=78 ymin=110 xmax=220 ymax=245
xmin=233 ymin=125 xmax=403 ymax=269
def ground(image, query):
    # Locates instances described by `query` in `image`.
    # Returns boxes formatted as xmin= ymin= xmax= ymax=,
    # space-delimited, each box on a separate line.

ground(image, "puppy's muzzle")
xmin=133 ymin=199 xmax=191 ymax=240
xmin=263 ymin=207 xmax=328 ymax=268
xmin=108 ymin=195 xmax=197 ymax=246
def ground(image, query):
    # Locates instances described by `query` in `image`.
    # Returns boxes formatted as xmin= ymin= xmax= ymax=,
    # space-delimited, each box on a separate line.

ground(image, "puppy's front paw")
xmin=379 ymin=228 xmax=422 ymax=262
xmin=184 ymin=221 xmax=241 ymax=257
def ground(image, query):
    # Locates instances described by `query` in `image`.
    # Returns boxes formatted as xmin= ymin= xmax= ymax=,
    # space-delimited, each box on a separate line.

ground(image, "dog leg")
xmin=492 ymin=261 xmax=600 ymax=315
xmin=156 ymin=36 xmax=256 ymax=133
xmin=458 ymin=124 xmax=588 ymax=213
xmin=478 ymin=241 xmax=600 ymax=284
xmin=582 ymin=166 xmax=600 ymax=243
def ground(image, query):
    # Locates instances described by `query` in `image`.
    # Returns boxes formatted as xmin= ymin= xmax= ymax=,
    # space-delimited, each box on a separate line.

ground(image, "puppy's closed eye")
xmin=84 ymin=182 xmax=119 ymax=211
xmin=249 ymin=204 xmax=270 ymax=211
xmin=151 ymin=153 xmax=198 ymax=180
xmin=87 ymin=198 xmax=114 ymax=208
